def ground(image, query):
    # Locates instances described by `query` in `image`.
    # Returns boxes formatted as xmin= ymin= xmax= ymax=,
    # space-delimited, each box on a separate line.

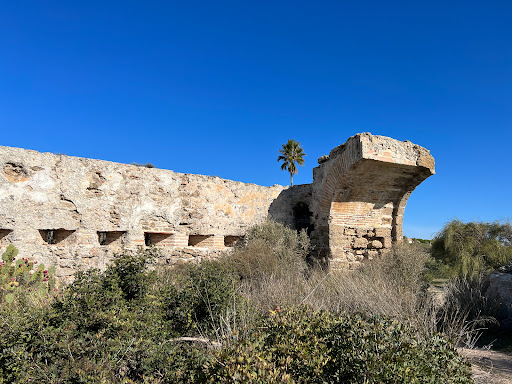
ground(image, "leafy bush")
xmin=429 ymin=220 xmax=512 ymax=345
xmin=424 ymin=257 xmax=454 ymax=281
xmin=206 ymin=306 xmax=472 ymax=383
xmin=105 ymin=248 xmax=158 ymax=301
xmin=0 ymin=228 xmax=476 ymax=383
xmin=161 ymin=260 xmax=241 ymax=336
xmin=432 ymin=220 xmax=512 ymax=278
xmin=0 ymin=250 xmax=217 ymax=383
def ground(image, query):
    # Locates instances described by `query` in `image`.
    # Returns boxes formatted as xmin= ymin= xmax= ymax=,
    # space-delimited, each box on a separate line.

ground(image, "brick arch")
xmin=310 ymin=134 xmax=435 ymax=269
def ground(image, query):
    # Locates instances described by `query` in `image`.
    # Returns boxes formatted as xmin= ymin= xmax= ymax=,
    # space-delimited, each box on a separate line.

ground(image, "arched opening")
xmin=326 ymin=159 xmax=429 ymax=269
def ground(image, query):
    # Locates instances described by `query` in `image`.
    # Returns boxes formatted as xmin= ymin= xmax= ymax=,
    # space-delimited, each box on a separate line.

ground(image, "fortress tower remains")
xmin=0 ymin=133 xmax=434 ymax=279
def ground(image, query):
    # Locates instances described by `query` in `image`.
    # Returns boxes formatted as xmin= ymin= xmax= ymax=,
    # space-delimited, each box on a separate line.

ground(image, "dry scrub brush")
xmin=222 ymin=220 xmax=497 ymax=346
xmin=311 ymin=245 xmax=436 ymax=334
xmin=218 ymin=221 xmax=439 ymax=336
xmin=437 ymin=275 xmax=499 ymax=348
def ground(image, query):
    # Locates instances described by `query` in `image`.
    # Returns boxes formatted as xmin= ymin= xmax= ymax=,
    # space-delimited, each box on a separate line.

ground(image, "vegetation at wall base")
xmin=0 ymin=222 xmax=478 ymax=383
xmin=206 ymin=306 xmax=472 ymax=383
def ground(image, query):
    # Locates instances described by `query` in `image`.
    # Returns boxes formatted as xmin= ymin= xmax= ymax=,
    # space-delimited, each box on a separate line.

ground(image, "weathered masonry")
xmin=0 ymin=133 xmax=434 ymax=279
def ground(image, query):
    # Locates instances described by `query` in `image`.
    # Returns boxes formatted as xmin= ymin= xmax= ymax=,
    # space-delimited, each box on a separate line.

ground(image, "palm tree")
xmin=277 ymin=139 xmax=306 ymax=187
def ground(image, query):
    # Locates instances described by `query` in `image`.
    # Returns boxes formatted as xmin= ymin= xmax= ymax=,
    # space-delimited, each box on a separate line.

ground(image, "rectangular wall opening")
xmin=98 ymin=231 xmax=126 ymax=246
xmin=144 ymin=232 xmax=173 ymax=246
xmin=39 ymin=229 xmax=75 ymax=245
xmin=188 ymin=235 xmax=212 ymax=247
xmin=224 ymin=236 xmax=243 ymax=247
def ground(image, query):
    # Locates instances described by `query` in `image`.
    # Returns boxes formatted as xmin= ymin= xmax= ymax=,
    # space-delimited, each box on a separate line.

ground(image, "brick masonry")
xmin=0 ymin=133 xmax=434 ymax=279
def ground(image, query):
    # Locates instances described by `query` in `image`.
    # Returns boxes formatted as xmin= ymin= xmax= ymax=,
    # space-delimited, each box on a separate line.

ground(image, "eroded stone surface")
xmin=0 ymin=133 xmax=434 ymax=279
xmin=3 ymin=162 xmax=30 ymax=182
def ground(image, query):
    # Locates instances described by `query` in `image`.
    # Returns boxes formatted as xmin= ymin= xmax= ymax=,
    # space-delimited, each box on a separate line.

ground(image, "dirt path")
xmin=459 ymin=348 xmax=512 ymax=384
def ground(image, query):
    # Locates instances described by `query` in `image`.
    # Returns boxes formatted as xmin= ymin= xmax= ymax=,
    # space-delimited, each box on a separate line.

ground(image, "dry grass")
xmin=237 ymin=243 xmax=438 ymax=336
xmin=223 ymin=221 xmax=498 ymax=347
xmin=221 ymin=222 xmax=438 ymax=335
xmin=164 ymin=221 xmax=497 ymax=352
xmin=437 ymin=275 xmax=499 ymax=348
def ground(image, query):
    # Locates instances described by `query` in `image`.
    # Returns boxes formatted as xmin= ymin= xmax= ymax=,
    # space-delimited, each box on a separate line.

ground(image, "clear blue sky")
xmin=1 ymin=1 xmax=510 ymax=239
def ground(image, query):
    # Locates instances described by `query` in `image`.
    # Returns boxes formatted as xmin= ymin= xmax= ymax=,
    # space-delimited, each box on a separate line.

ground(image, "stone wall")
xmin=0 ymin=133 xmax=435 ymax=279
xmin=0 ymin=146 xmax=285 ymax=279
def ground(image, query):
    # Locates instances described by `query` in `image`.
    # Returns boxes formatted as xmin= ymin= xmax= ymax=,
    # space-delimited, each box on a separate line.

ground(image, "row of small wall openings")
xmin=37 ymin=229 xmax=126 ymax=246
xmin=16 ymin=229 xmax=242 ymax=248
xmin=144 ymin=233 xmax=243 ymax=247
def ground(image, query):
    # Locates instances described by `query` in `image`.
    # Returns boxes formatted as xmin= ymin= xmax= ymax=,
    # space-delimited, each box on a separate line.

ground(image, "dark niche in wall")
xmin=293 ymin=202 xmax=314 ymax=235
xmin=224 ymin=235 xmax=243 ymax=247
xmin=144 ymin=232 xmax=173 ymax=246
xmin=188 ymin=235 xmax=212 ymax=247
xmin=0 ymin=229 xmax=13 ymax=244
xmin=39 ymin=229 xmax=75 ymax=245
xmin=98 ymin=231 xmax=126 ymax=246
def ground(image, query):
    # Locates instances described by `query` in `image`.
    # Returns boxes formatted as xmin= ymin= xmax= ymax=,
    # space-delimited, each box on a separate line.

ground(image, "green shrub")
xmin=206 ymin=306 xmax=472 ymax=383
xmin=424 ymin=256 xmax=455 ymax=281
xmin=0 ymin=249 xmax=209 ymax=383
xmin=162 ymin=260 xmax=241 ymax=336
xmin=432 ymin=220 xmax=512 ymax=278
xmin=104 ymin=247 xmax=158 ymax=302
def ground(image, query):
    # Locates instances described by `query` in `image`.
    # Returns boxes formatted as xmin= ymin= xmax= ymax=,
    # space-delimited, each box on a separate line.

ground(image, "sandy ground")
xmin=459 ymin=348 xmax=512 ymax=384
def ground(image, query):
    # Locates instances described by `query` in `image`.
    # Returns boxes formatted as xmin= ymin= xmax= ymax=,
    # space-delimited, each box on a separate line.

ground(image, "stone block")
xmin=370 ymin=240 xmax=383 ymax=249
xmin=374 ymin=228 xmax=390 ymax=237
xmin=382 ymin=237 xmax=392 ymax=248
xmin=365 ymin=249 xmax=379 ymax=260
xmin=353 ymin=237 xmax=368 ymax=249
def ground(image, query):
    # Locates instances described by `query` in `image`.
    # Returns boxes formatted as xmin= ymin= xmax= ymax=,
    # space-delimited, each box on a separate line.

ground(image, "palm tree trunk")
xmin=290 ymin=173 xmax=293 ymax=187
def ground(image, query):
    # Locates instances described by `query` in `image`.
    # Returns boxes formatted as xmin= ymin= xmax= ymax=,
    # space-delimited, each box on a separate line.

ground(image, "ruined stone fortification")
xmin=0 ymin=133 xmax=434 ymax=279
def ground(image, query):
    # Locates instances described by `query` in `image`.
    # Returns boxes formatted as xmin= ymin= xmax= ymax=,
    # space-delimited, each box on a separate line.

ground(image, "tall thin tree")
xmin=277 ymin=139 xmax=306 ymax=187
